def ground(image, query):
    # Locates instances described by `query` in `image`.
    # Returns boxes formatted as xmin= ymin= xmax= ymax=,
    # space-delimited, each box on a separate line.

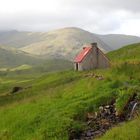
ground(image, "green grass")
xmin=95 ymin=117 xmax=140 ymax=140
xmin=0 ymin=59 xmax=73 ymax=77
xmin=0 ymin=43 xmax=140 ymax=140
xmin=107 ymin=43 xmax=140 ymax=63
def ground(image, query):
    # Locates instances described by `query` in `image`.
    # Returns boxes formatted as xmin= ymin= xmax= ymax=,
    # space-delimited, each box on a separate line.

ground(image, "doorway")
xmin=76 ymin=63 xmax=78 ymax=70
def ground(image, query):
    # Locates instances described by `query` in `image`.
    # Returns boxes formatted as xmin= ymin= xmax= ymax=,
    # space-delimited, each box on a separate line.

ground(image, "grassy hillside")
xmin=0 ymin=45 xmax=73 ymax=72
xmin=0 ymin=59 xmax=73 ymax=76
xmin=0 ymin=44 xmax=140 ymax=140
xmin=108 ymin=43 xmax=140 ymax=62
xmin=0 ymin=46 xmax=43 ymax=68
xmin=108 ymin=43 xmax=140 ymax=61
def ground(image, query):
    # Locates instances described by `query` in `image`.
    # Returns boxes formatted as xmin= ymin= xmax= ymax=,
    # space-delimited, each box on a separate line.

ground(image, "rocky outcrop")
xmin=69 ymin=96 xmax=139 ymax=140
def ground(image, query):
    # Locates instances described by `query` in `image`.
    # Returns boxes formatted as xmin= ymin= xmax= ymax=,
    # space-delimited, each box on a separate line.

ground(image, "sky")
xmin=0 ymin=0 xmax=140 ymax=36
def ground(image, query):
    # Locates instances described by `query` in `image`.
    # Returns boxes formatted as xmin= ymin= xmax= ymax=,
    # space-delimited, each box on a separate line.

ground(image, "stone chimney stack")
xmin=91 ymin=42 xmax=97 ymax=48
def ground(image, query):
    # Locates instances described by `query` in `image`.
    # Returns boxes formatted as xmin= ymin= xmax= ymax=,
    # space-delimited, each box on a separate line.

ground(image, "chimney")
xmin=91 ymin=43 xmax=97 ymax=48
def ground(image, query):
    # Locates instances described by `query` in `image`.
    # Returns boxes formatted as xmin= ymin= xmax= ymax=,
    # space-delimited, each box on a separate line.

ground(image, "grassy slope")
xmin=0 ymin=59 xmax=73 ymax=75
xmin=107 ymin=43 xmax=140 ymax=62
xmin=95 ymin=117 xmax=140 ymax=140
xmin=0 ymin=44 xmax=140 ymax=140
xmin=0 ymin=45 xmax=73 ymax=71
xmin=0 ymin=46 xmax=43 ymax=68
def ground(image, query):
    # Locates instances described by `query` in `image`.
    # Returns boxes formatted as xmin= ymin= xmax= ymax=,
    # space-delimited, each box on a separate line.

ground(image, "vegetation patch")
xmin=69 ymin=94 xmax=139 ymax=140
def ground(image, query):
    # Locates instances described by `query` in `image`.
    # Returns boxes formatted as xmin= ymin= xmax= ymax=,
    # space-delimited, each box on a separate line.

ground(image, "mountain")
xmin=98 ymin=34 xmax=140 ymax=50
xmin=21 ymin=27 xmax=111 ymax=60
xmin=0 ymin=27 xmax=140 ymax=60
xmin=0 ymin=30 xmax=44 ymax=48
xmin=0 ymin=46 xmax=43 ymax=68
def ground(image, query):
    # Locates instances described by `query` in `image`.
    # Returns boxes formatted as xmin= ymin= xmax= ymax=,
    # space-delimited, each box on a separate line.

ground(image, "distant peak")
xmin=63 ymin=27 xmax=83 ymax=30
xmin=53 ymin=27 xmax=86 ymax=32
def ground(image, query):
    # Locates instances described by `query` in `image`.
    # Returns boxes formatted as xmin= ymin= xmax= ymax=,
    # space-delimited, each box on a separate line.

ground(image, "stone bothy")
xmin=74 ymin=43 xmax=110 ymax=71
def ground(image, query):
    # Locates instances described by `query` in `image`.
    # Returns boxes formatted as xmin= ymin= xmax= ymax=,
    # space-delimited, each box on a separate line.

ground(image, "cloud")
xmin=0 ymin=0 xmax=140 ymax=36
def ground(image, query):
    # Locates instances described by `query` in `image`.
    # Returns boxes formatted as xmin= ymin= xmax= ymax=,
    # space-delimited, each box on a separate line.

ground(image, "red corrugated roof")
xmin=74 ymin=47 xmax=92 ymax=63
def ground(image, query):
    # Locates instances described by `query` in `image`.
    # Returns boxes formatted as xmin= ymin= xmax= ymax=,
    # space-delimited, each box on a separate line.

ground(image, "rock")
xmin=69 ymin=97 xmax=138 ymax=140
xmin=93 ymin=75 xmax=104 ymax=80
xmin=100 ymin=129 xmax=106 ymax=133
xmin=104 ymin=108 xmax=111 ymax=115
xmin=101 ymin=119 xmax=110 ymax=126
xmin=97 ymin=76 xmax=104 ymax=80
xmin=87 ymin=120 xmax=92 ymax=125
xmin=11 ymin=86 xmax=23 ymax=94
xmin=115 ymin=111 xmax=119 ymax=116
xmin=99 ymin=106 xmax=104 ymax=111
xmin=87 ymin=112 xmax=98 ymax=120
xmin=86 ymin=131 xmax=92 ymax=137
xmin=93 ymin=130 xmax=103 ymax=136
xmin=105 ymin=105 xmax=110 ymax=109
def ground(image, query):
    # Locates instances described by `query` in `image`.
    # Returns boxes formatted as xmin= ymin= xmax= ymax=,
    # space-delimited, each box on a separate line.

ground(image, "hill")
xmin=0 ymin=45 xmax=73 ymax=72
xmin=21 ymin=27 xmax=110 ymax=60
xmin=0 ymin=30 xmax=44 ymax=48
xmin=108 ymin=43 xmax=140 ymax=62
xmin=0 ymin=43 xmax=139 ymax=140
xmin=98 ymin=34 xmax=140 ymax=50
xmin=0 ymin=46 xmax=44 ymax=68
xmin=1 ymin=27 xmax=140 ymax=60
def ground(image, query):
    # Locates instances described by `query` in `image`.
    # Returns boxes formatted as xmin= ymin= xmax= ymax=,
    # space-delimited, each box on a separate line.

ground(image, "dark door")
xmin=76 ymin=63 xmax=78 ymax=70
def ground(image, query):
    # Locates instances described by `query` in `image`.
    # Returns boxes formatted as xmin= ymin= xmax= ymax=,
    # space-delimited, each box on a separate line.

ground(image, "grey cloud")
xmin=65 ymin=0 xmax=140 ymax=12
xmin=0 ymin=0 xmax=140 ymax=36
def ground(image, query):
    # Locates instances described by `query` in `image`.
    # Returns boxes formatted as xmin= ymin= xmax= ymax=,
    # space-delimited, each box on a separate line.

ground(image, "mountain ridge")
xmin=0 ymin=27 xmax=140 ymax=60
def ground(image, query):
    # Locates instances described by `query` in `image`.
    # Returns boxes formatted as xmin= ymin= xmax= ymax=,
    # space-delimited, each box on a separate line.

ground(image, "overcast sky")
xmin=0 ymin=0 xmax=140 ymax=36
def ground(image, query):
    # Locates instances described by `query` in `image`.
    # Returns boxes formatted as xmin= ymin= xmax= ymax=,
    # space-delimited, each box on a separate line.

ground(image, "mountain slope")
xmin=1 ymin=27 xmax=140 ymax=60
xmin=0 ymin=30 xmax=44 ymax=48
xmin=21 ymin=27 xmax=111 ymax=60
xmin=0 ymin=46 xmax=43 ymax=68
xmin=99 ymin=34 xmax=140 ymax=50
xmin=0 ymin=46 xmax=73 ymax=72
xmin=108 ymin=43 xmax=140 ymax=62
